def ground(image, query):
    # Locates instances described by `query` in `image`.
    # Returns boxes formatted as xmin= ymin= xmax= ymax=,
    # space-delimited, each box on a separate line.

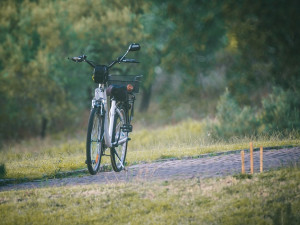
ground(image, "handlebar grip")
xmin=72 ymin=57 xmax=82 ymax=62
xmin=68 ymin=55 xmax=87 ymax=62
xmin=122 ymin=58 xmax=139 ymax=63
xmin=129 ymin=43 xmax=140 ymax=51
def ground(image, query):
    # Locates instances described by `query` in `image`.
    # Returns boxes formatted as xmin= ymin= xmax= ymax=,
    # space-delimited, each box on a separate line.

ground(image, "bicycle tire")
xmin=86 ymin=107 xmax=104 ymax=175
xmin=110 ymin=107 xmax=128 ymax=172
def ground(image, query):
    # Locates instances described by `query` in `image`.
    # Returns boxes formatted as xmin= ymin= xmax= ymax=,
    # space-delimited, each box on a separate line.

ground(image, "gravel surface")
xmin=1 ymin=146 xmax=299 ymax=192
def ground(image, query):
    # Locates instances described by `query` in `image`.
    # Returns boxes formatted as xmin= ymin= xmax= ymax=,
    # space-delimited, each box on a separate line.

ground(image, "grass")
xmin=0 ymin=165 xmax=299 ymax=224
xmin=0 ymin=119 xmax=299 ymax=181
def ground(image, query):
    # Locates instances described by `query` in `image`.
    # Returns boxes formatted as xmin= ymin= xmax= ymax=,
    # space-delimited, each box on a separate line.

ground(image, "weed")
xmin=0 ymin=163 xmax=6 ymax=178
xmin=157 ymin=155 xmax=177 ymax=160
xmin=162 ymin=180 xmax=169 ymax=186
xmin=233 ymin=173 xmax=253 ymax=180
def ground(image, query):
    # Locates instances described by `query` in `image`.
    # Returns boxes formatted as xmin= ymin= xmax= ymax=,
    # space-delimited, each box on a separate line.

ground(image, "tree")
xmin=0 ymin=0 xmax=147 ymax=139
xmin=222 ymin=0 xmax=300 ymax=105
xmin=138 ymin=0 xmax=227 ymax=112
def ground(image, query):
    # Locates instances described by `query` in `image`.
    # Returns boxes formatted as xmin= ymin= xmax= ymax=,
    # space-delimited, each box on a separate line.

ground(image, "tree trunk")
xmin=139 ymin=85 xmax=152 ymax=112
xmin=40 ymin=117 xmax=48 ymax=138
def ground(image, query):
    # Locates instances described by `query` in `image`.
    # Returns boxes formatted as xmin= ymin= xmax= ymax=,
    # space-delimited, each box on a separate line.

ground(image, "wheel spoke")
xmin=113 ymin=148 xmax=125 ymax=168
xmin=87 ymin=108 xmax=103 ymax=175
xmin=111 ymin=107 xmax=128 ymax=172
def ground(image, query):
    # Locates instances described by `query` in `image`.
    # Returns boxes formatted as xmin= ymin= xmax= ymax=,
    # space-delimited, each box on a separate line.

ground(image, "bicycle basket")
xmin=107 ymin=75 xmax=142 ymax=93
xmin=92 ymin=65 xmax=108 ymax=83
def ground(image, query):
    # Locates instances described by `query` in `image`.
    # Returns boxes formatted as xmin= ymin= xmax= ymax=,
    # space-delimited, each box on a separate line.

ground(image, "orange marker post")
xmin=241 ymin=150 xmax=245 ymax=174
xmin=260 ymin=146 xmax=263 ymax=172
xmin=250 ymin=142 xmax=254 ymax=174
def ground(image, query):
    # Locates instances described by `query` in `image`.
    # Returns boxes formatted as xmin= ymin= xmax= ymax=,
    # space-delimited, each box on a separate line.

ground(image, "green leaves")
xmin=210 ymin=88 xmax=300 ymax=139
xmin=211 ymin=88 xmax=258 ymax=139
xmin=1 ymin=0 xmax=300 ymax=140
xmin=261 ymin=87 xmax=300 ymax=132
xmin=0 ymin=0 xmax=147 ymax=139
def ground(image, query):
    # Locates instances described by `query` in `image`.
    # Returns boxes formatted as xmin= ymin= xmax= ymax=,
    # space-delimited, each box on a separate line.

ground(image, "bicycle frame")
xmin=92 ymin=84 xmax=128 ymax=148
xmin=69 ymin=43 xmax=141 ymax=174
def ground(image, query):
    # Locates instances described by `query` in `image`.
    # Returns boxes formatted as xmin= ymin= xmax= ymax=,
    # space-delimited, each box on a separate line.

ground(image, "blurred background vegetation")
xmin=0 ymin=0 xmax=299 ymax=142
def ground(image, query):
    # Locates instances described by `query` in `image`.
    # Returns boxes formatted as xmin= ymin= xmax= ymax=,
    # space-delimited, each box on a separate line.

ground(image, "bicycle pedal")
xmin=121 ymin=124 xmax=133 ymax=132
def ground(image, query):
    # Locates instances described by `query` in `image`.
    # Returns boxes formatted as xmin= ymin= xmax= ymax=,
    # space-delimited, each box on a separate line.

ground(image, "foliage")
xmin=0 ymin=0 xmax=72 ymax=139
xmin=223 ymin=0 xmax=300 ymax=105
xmin=260 ymin=87 xmax=300 ymax=133
xmin=0 ymin=163 xmax=6 ymax=178
xmin=0 ymin=0 xmax=147 ymax=140
xmin=209 ymin=88 xmax=300 ymax=139
xmin=143 ymin=0 xmax=227 ymax=111
xmin=208 ymin=89 xmax=259 ymax=139
xmin=1 ymin=166 xmax=300 ymax=224
xmin=1 ymin=0 xmax=300 ymax=140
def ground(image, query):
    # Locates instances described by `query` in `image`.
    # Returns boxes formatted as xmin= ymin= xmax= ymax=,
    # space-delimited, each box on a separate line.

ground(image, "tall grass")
xmin=0 ymin=120 xmax=299 ymax=180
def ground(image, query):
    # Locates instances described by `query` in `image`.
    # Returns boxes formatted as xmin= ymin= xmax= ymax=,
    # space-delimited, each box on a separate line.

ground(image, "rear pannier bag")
xmin=106 ymin=85 xmax=128 ymax=102
xmin=92 ymin=65 xmax=108 ymax=83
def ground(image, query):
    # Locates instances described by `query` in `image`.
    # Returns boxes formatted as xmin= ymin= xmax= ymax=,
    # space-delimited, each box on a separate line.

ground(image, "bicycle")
xmin=69 ymin=43 xmax=142 ymax=175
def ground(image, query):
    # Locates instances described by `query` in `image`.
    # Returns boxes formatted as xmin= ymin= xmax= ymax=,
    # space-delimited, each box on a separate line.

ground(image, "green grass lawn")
xmin=0 ymin=165 xmax=299 ymax=224
xmin=1 ymin=120 xmax=299 ymax=180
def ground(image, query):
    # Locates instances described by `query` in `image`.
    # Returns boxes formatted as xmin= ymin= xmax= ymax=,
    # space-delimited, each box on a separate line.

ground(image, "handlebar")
xmin=68 ymin=43 xmax=140 ymax=69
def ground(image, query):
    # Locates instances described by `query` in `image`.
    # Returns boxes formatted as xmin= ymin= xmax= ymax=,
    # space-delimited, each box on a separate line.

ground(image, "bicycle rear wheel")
xmin=86 ymin=107 xmax=104 ymax=175
xmin=110 ymin=107 xmax=128 ymax=172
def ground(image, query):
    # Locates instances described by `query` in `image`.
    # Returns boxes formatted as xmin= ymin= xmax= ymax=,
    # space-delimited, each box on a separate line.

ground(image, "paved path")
xmin=1 ymin=147 xmax=299 ymax=192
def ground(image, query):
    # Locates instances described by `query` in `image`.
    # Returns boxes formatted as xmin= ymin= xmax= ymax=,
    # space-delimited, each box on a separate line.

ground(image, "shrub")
xmin=260 ymin=87 xmax=300 ymax=133
xmin=208 ymin=87 xmax=300 ymax=139
xmin=0 ymin=163 xmax=6 ymax=178
xmin=209 ymin=88 xmax=259 ymax=139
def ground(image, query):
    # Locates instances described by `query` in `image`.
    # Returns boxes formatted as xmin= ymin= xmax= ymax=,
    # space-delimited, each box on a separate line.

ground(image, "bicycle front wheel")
xmin=86 ymin=107 xmax=104 ymax=175
xmin=110 ymin=107 xmax=128 ymax=172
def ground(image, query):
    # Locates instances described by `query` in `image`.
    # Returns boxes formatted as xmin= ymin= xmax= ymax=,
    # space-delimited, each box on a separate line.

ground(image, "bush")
xmin=208 ymin=87 xmax=300 ymax=139
xmin=260 ymin=87 xmax=300 ymax=133
xmin=0 ymin=163 xmax=6 ymax=178
xmin=208 ymin=88 xmax=259 ymax=139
